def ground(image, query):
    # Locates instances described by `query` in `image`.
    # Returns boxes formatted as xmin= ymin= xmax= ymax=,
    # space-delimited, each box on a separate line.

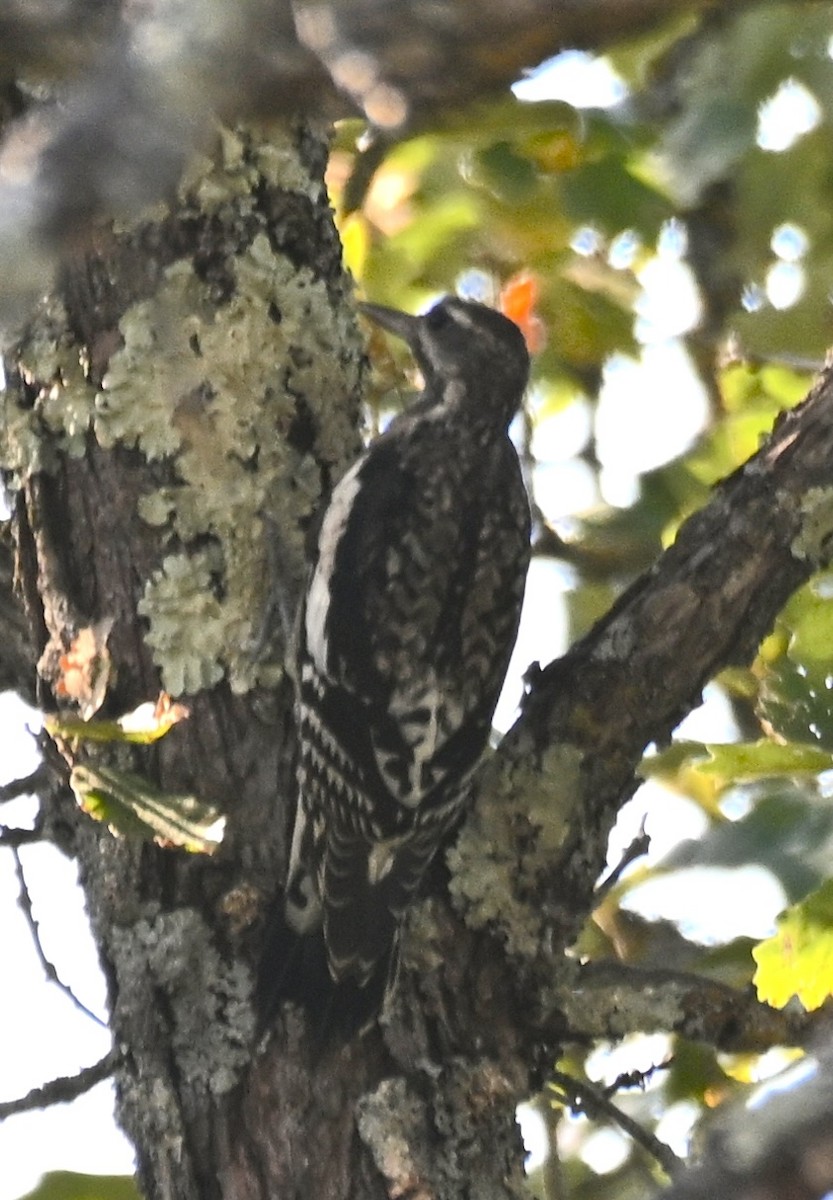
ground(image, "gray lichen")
xmin=792 ymin=486 xmax=833 ymax=565
xmin=357 ymin=1077 xmax=430 ymax=1194
xmin=1 ymin=122 xmax=365 ymax=699
xmin=138 ymin=549 xmax=229 ymax=695
xmin=124 ymin=229 xmax=363 ymax=694
xmin=0 ymin=295 xmax=94 ymax=479
xmin=111 ymin=902 xmax=255 ymax=1098
xmin=448 ymin=741 xmax=584 ymax=962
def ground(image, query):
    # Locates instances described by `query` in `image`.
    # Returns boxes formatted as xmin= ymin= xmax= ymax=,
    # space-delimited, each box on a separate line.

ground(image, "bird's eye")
xmin=425 ymin=305 xmax=452 ymax=332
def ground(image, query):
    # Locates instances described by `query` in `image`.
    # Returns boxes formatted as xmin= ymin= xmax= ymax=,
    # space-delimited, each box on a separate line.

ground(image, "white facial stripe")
xmin=305 ymin=457 xmax=365 ymax=672
xmin=445 ymin=302 xmax=475 ymax=329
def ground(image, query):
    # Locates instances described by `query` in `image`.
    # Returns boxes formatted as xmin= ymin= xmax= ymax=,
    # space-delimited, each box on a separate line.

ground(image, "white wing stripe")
xmin=305 ymin=457 xmax=365 ymax=673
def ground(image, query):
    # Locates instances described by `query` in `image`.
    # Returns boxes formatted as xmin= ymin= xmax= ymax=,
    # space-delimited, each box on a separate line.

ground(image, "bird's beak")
xmin=358 ymin=302 xmax=421 ymax=347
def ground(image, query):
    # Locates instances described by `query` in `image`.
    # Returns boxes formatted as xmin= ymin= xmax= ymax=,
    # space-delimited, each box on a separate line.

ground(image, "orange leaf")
xmin=499 ymin=272 xmax=546 ymax=354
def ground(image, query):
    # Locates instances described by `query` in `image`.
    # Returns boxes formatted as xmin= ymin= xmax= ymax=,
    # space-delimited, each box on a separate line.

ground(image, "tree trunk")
xmin=8 ymin=104 xmax=833 ymax=1200
xmin=3 ymin=116 xmax=535 ymax=1199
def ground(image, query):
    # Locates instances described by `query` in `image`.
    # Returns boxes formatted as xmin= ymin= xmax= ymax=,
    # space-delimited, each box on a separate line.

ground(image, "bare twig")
xmin=0 ymin=823 xmax=42 ymax=847
xmin=0 ymin=1050 xmax=118 ymax=1121
xmin=11 ymin=845 xmax=107 ymax=1028
xmin=719 ymin=336 xmax=824 ymax=375
xmin=595 ymin=819 xmax=651 ymax=899
xmin=0 ymin=764 xmax=50 ymax=804
xmin=549 ymin=1067 xmax=683 ymax=1176
xmin=603 ymin=1059 xmax=672 ymax=1098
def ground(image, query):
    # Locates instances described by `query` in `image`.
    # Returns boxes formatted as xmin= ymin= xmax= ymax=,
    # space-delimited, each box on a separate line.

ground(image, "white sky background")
xmin=0 ymin=698 xmax=134 ymax=1198
xmin=0 ymin=47 xmax=824 ymax=1198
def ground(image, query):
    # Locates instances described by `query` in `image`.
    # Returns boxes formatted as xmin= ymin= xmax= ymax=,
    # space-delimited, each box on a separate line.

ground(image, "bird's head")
xmin=359 ymin=296 xmax=529 ymax=426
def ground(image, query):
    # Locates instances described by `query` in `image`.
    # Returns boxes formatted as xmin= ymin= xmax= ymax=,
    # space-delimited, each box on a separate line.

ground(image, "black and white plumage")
xmin=285 ymin=295 xmax=531 ymax=989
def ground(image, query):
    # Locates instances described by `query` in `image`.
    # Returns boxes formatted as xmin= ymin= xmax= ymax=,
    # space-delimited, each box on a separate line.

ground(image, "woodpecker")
xmin=285 ymin=295 xmax=531 ymax=991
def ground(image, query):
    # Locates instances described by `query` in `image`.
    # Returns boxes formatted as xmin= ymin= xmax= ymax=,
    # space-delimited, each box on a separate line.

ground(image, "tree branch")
xmin=550 ymin=1067 xmax=683 ymax=1176
xmin=557 ymin=962 xmax=811 ymax=1053
xmin=0 ymin=1050 xmax=118 ymax=1121
xmin=0 ymin=823 xmax=41 ymax=846
xmin=11 ymin=845 xmax=108 ymax=1028
xmin=656 ymin=1046 xmax=833 ymax=1199
xmin=452 ymin=362 xmax=833 ymax=1025
xmin=0 ymin=764 xmax=50 ymax=805
xmin=0 ymin=0 xmax=796 ymax=334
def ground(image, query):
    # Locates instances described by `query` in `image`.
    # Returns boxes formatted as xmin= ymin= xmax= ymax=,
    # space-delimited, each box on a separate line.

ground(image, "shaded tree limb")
xmin=453 ymin=363 xmax=833 ymax=1020
xmin=0 ymin=0 xmax=808 ymax=333
xmin=655 ymin=1045 xmax=833 ymax=1199
xmin=559 ymin=962 xmax=810 ymax=1053
xmin=0 ymin=823 xmax=41 ymax=846
xmin=0 ymin=0 xmax=753 ymax=110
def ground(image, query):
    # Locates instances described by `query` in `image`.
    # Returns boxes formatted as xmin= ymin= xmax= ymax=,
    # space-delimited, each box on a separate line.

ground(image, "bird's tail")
xmin=255 ymin=901 xmax=392 ymax=1046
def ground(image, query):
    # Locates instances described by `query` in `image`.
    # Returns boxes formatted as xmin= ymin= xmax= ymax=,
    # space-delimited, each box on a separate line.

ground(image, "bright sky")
xmin=0 ymin=43 xmax=823 ymax=1199
xmin=0 ymin=698 xmax=135 ymax=1199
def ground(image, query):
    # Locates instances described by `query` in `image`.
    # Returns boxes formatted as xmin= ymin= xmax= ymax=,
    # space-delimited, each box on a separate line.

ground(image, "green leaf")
xmin=469 ymin=142 xmax=539 ymax=203
xmin=646 ymin=739 xmax=833 ymax=789
xmin=758 ymin=648 xmax=833 ymax=751
xmin=607 ymin=13 xmax=700 ymax=91
xmin=695 ymin=740 xmax=833 ymax=781
xmin=70 ymin=764 xmax=225 ymax=854
xmin=753 ymin=878 xmax=833 ymax=1009
xmin=657 ymin=6 xmax=807 ymax=202
xmin=663 ymin=781 xmax=833 ymax=904
xmin=17 ymin=1172 xmax=140 ymax=1200
xmin=561 ymin=156 xmax=670 ymax=237
xmin=45 ymin=697 xmax=189 ymax=746
xmin=784 ymin=585 xmax=833 ymax=667
xmin=663 ymin=1039 xmax=732 ymax=1106
xmin=537 ymin=281 xmax=636 ymax=371
xmin=383 ymin=193 xmax=482 ymax=275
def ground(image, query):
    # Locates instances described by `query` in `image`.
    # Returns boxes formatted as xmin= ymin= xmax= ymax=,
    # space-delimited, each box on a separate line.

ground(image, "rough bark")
xmin=2 ymin=11 xmax=833 ymax=1200
xmin=3 ymin=111 xmax=833 ymax=1196
xmin=3 ymin=117 xmax=390 ymax=1199
xmin=472 ymin=368 xmax=833 ymax=983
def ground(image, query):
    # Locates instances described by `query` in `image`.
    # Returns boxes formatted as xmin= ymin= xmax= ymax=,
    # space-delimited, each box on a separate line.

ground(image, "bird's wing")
xmin=303 ymin=426 xmax=527 ymax=811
